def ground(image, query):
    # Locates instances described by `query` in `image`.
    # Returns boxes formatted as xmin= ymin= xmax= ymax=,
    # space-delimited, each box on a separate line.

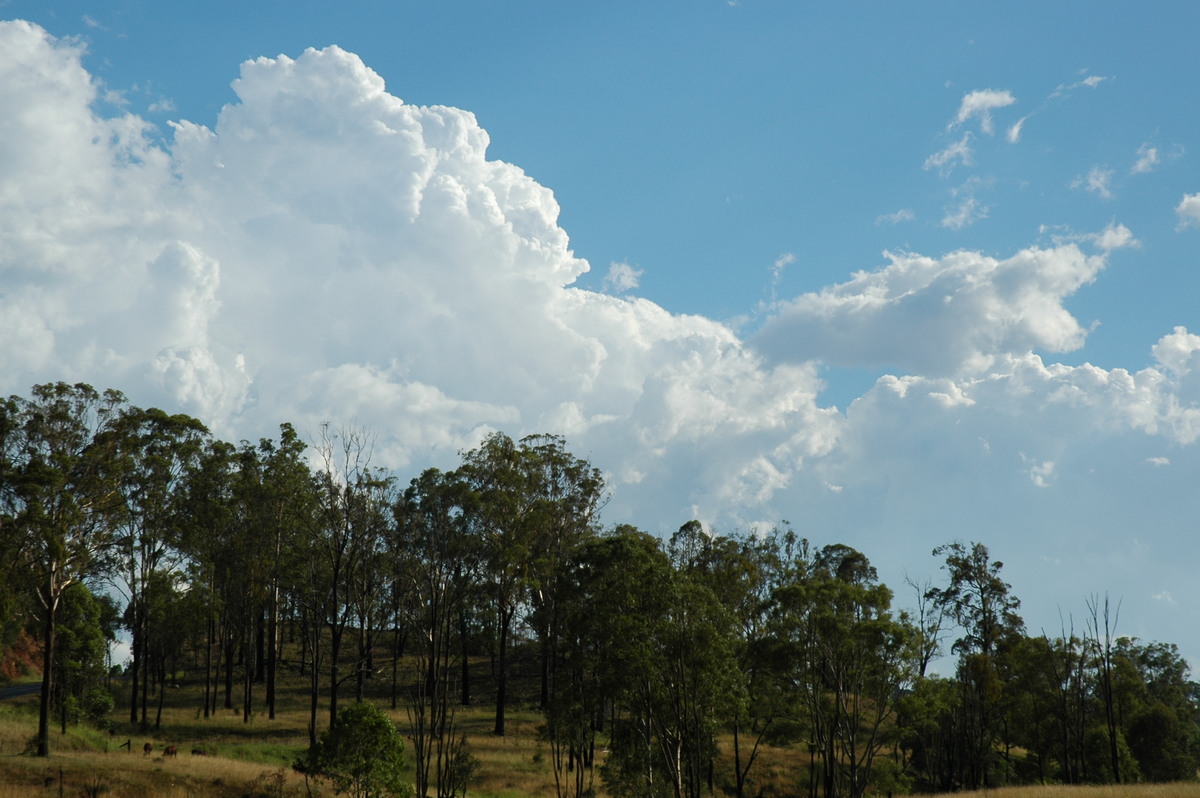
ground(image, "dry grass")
xmin=3 ymin=650 xmax=1199 ymax=797
xmin=934 ymin=786 xmax=1200 ymax=798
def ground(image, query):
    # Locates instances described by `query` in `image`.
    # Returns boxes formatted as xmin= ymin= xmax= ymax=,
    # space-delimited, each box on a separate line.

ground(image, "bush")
xmin=296 ymin=702 xmax=412 ymax=798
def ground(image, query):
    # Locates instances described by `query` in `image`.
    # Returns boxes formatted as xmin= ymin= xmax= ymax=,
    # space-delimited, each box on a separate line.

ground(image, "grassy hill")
xmin=2 ymin=642 xmax=1199 ymax=798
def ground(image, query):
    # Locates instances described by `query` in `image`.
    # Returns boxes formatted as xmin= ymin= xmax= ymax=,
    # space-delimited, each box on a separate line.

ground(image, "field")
xmin=1 ymin=649 xmax=1199 ymax=798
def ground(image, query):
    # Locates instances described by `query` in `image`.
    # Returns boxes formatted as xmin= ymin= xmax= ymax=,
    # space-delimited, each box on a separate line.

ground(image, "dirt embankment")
xmin=0 ymin=631 xmax=41 ymax=682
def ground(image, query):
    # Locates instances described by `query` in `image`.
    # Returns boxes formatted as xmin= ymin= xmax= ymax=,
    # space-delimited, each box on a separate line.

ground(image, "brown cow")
xmin=143 ymin=742 xmax=152 ymax=755
xmin=191 ymin=749 xmax=208 ymax=756
xmin=164 ymin=745 xmax=178 ymax=757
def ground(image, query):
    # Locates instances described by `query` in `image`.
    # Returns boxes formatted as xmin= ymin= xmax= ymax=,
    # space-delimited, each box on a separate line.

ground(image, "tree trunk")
xmin=36 ymin=578 xmax=56 ymax=757
xmin=494 ymin=606 xmax=510 ymax=736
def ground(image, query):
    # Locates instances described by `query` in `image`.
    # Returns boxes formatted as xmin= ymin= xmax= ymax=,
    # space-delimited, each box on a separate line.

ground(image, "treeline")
xmin=1 ymin=382 xmax=1198 ymax=797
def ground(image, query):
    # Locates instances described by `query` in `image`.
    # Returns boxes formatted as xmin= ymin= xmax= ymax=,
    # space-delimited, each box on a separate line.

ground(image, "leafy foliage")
xmin=298 ymin=701 xmax=413 ymax=798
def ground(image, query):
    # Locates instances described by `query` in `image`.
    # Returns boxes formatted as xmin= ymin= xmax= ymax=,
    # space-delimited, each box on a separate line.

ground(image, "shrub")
xmin=296 ymin=702 xmax=412 ymax=798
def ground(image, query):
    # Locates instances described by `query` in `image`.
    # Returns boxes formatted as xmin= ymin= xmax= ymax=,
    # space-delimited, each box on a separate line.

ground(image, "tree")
xmin=668 ymin=523 xmax=795 ymax=798
xmin=394 ymin=467 xmax=479 ymax=798
xmin=299 ymin=701 xmax=413 ymax=798
xmin=53 ymin=581 xmax=118 ymax=732
xmin=927 ymin=541 xmax=1023 ymax=789
xmin=109 ymin=405 xmax=208 ymax=728
xmin=518 ymin=434 xmax=605 ymax=712
xmin=6 ymin=382 xmax=126 ymax=756
xmin=458 ymin=432 xmax=535 ymax=738
xmin=308 ymin=424 xmax=392 ymax=735
xmin=775 ymin=544 xmax=916 ymax=798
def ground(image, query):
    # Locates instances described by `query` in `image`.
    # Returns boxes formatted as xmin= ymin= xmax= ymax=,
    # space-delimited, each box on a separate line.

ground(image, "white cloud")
xmin=754 ymin=241 xmax=1107 ymax=377
xmin=1073 ymin=166 xmax=1114 ymax=199
xmin=1176 ymin=193 xmax=1200 ymax=230
xmin=1006 ymin=116 xmax=1028 ymax=143
xmin=941 ymin=195 xmax=987 ymax=230
xmin=602 ymin=261 xmax=643 ymax=293
xmin=876 ymin=209 xmax=915 ymax=225
xmin=1131 ymin=143 xmax=1160 ymax=174
xmin=1028 ymin=459 xmax=1056 ymax=488
xmin=1052 ymin=74 xmax=1109 ymax=98
xmin=924 ymin=133 xmax=973 ymax=174
xmin=951 ymin=89 xmax=1016 ymax=135
xmin=10 ymin=22 xmax=1200 ymax=656
xmin=0 ymin=21 xmax=840 ymax=530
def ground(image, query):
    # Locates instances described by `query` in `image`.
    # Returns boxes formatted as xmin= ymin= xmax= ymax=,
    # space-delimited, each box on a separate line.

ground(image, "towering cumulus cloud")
xmin=5 ymin=12 xmax=1200 ymax=622
xmin=0 ymin=21 xmax=835 ymax=526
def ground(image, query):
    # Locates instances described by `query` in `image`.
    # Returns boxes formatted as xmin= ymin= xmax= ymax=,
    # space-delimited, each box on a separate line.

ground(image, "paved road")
xmin=0 ymin=683 xmax=40 ymax=700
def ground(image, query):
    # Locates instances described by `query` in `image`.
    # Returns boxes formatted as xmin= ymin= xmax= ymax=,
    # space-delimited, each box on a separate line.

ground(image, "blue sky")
xmin=3 ymin=2 xmax=1200 ymax=668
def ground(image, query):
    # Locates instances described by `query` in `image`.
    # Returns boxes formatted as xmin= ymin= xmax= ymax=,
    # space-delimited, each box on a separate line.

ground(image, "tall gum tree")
xmin=7 ymin=383 xmax=126 ymax=756
xmin=110 ymin=405 xmax=209 ymax=728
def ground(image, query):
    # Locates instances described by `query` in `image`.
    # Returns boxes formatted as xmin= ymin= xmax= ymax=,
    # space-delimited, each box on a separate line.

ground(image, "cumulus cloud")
xmin=0 ymin=21 xmax=839 ymax=528
xmin=9 ymin=21 xmax=1200 ymax=647
xmin=1177 ymin=193 xmax=1200 ymax=230
xmin=753 ymin=241 xmax=1108 ymax=377
xmin=951 ymin=89 xmax=1016 ymax=135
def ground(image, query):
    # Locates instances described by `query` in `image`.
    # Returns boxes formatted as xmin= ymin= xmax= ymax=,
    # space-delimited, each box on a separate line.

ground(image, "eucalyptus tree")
xmin=227 ymin=425 xmax=315 ymax=720
xmin=1112 ymin=638 xmax=1200 ymax=782
xmin=517 ymin=433 xmax=605 ymax=711
xmin=926 ymin=541 xmax=1024 ymax=789
xmin=0 ymin=395 xmax=32 ymax=661
xmin=5 ymin=382 xmax=126 ymax=756
xmin=670 ymin=523 xmax=797 ymax=798
xmin=52 ymin=581 xmax=119 ymax=733
xmin=553 ymin=526 xmax=739 ymax=798
xmin=109 ymin=405 xmax=209 ymax=728
xmin=457 ymin=432 xmax=534 ymax=737
xmin=775 ymin=544 xmax=916 ymax=798
xmin=458 ymin=432 xmax=605 ymax=736
xmin=555 ymin=527 xmax=673 ymax=798
xmin=306 ymin=423 xmax=393 ymax=734
xmin=395 ymin=467 xmax=480 ymax=798
xmin=178 ymin=439 xmax=234 ymax=717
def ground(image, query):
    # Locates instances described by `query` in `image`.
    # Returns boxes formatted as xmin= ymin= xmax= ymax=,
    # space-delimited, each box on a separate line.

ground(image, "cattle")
xmin=143 ymin=742 xmax=152 ymax=755
xmin=164 ymin=745 xmax=178 ymax=757
xmin=191 ymin=748 xmax=208 ymax=756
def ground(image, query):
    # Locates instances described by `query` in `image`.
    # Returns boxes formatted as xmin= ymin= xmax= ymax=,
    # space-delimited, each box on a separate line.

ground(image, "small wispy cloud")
xmin=1006 ymin=116 xmax=1028 ymax=143
xmin=1152 ymin=590 xmax=1177 ymax=605
xmin=602 ymin=260 xmax=643 ymax=293
xmin=924 ymin=133 xmax=973 ymax=174
xmin=875 ymin=209 xmax=915 ymax=226
xmin=942 ymin=196 xmax=986 ymax=230
xmin=770 ymin=253 xmax=795 ymax=284
xmin=1146 ymin=456 xmax=1171 ymax=467
xmin=1051 ymin=73 xmax=1109 ymax=99
xmin=1029 ymin=460 xmax=1056 ymax=488
xmin=940 ymin=180 xmax=988 ymax=230
xmin=1073 ymin=166 xmax=1114 ymax=199
xmin=1131 ymin=143 xmax=1160 ymax=174
xmin=951 ymin=89 xmax=1016 ymax=135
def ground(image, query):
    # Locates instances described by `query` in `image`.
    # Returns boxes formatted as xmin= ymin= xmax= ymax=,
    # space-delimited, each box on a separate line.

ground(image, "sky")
xmin=3 ymin=1 xmax=1200 ymax=671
